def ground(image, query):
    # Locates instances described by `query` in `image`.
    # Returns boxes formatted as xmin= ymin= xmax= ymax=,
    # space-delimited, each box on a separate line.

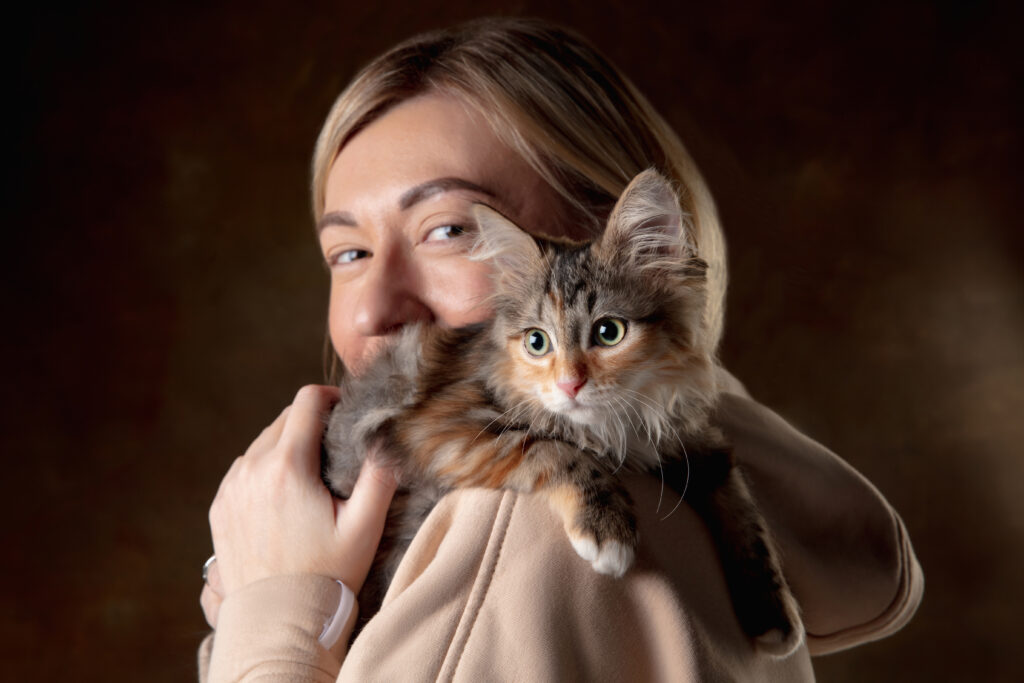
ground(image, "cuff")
xmin=806 ymin=513 xmax=925 ymax=654
xmin=206 ymin=574 xmax=358 ymax=682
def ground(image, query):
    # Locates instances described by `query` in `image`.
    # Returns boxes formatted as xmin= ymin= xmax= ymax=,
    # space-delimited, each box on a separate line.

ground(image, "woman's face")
xmin=319 ymin=94 xmax=572 ymax=372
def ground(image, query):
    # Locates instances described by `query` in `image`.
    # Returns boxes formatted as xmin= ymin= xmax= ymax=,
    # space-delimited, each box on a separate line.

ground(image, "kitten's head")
xmin=472 ymin=169 xmax=716 ymax=444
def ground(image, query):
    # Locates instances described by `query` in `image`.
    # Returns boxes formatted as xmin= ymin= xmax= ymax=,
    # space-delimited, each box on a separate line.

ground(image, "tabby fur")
xmin=322 ymin=169 xmax=803 ymax=656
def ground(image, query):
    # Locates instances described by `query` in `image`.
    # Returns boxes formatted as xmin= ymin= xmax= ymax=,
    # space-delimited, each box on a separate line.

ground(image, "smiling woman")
xmin=199 ymin=18 xmax=921 ymax=682
xmin=317 ymin=94 xmax=561 ymax=368
xmin=317 ymin=95 xmax=569 ymax=372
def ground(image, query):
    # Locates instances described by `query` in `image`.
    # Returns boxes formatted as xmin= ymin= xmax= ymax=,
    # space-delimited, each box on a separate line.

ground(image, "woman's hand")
xmin=201 ymin=385 xmax=397 ymax=628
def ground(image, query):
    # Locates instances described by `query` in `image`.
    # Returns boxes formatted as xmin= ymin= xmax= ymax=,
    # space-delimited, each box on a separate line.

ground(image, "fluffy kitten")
xmin=322 ymin=170 xmax=803 ymax=656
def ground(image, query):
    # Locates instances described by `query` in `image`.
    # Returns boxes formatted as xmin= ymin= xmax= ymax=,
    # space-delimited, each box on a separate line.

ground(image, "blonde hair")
xmin=313 ymin=18 xmax=727 ymax=364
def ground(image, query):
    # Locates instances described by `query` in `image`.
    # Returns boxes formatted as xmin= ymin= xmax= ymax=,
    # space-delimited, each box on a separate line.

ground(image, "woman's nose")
xmin=350 ymin=245 xmax=433 ymax=337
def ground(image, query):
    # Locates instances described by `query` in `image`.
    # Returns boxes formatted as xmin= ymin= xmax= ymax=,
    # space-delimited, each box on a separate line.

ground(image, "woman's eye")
xmin=593 ymin=318 xmax=627 ymax=346
xmin=332 ymin=249 xmax=369 ymax=265
xmin=524 ymin=328 xmax=551 ymax=356
xmin=425 ymin=224 xmax=466 ymax=242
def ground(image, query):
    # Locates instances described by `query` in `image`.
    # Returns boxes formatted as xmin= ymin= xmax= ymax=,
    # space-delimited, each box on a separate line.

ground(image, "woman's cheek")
xmin=328 ymin=284 xmax=364 ymax=371
xmin=328 ymin=304 xmax=351 ymax=369
xmin=428 ymin=258 xmax=496 ymax=327
xmin=327 ymin=255 xmax=496 ymax=370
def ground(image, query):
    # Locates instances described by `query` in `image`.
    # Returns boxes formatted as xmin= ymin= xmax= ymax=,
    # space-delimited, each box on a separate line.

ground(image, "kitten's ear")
xmin=470 ymin=204 xmax=542 ymax=283
xmin=598 ymin=169 xmax=693 ymax=267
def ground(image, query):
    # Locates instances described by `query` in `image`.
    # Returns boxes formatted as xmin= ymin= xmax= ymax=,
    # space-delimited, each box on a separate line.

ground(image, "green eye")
xmin=525 ymin=329 xmax=551 ymax=356
xmin=593 ymin=318 xmax=627 ymax=346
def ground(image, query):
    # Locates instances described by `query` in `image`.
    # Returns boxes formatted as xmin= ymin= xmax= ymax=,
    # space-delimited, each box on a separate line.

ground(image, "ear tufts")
xmin=599 ymin=169 xmax=694 ymax=266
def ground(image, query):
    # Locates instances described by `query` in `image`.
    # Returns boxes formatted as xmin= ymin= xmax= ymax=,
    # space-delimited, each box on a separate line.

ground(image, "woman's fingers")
xmin=206 ymin=384 xmax=399 ymax=599
xmin=344 ymin=457 xmax=399 ymax=532
xmin=333 ymin=457 xmax=399 ymax=590
xmin=209 ymin=384 xmax=366 ymax=595
xmin=200 ymin=583 xmax=221 ymax=629
xmin=278 ymin=385 xmax=340 ymax=476
xmin=245 ymin=405 xmax=290 ymax=457
xmin=206 ymin=558 xmax=224 ymax=596
xmin=201 ymin=560 xmax=224 ymax=628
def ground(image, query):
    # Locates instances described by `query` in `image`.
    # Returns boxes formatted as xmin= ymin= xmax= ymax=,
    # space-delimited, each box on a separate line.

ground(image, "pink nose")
xmin=556 ymin=377 xmax=587 ymax=399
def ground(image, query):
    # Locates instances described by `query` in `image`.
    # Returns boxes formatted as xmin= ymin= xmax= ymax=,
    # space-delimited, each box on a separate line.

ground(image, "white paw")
xmin=591 ymin=540 xmax=634 ymax=578
xmin=570 ymin=535 xmax=599 ymax=563
xmin=570 ymin=536 xmax=634 ymax=578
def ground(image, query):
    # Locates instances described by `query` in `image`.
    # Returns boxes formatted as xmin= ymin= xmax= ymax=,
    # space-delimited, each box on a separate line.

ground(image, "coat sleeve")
xmin=712 ymin=378 xmax=924 ymax=654
xmin=197 ymin=574 xmax=357 ymax=682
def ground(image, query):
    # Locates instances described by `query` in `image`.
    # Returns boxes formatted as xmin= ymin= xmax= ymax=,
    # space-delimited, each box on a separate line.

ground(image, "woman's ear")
xmin=598 ymin=169 xmax=693 ymax=267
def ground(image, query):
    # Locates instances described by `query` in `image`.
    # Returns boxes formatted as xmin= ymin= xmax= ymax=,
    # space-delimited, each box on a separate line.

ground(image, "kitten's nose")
xmin=556 ymin=377 xmax=587 ymax=399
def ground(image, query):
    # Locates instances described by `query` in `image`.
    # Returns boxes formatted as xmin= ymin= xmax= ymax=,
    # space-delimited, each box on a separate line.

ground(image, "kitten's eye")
xmin=425 ymin=224 xmax=466 ymax=242
xmin=524 ymin=329 xmax=551 ymax=356
xmin=593 ymin=318 xmax=627 ymax=346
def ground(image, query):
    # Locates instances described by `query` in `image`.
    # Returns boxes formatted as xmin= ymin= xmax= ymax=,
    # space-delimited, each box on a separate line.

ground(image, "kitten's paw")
xmin=547 ymin=475 xmax=638 ymax=579
xmin=592 ymin=539 xmax=635 ymax=578
xmin=569 ymin=534 xmax=599 ymax=563
xmin=754 ymin=624 xmax=804 ymax=658
xmin=748 ymin=588 xmax=804 ymax=658
xmin=569 ymin=534 xmax=635 ymax=578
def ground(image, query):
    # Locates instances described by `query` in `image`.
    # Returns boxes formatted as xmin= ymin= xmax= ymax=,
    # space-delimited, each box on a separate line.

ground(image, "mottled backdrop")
xmin=4 ymin=1 xmax=1021 ymax=680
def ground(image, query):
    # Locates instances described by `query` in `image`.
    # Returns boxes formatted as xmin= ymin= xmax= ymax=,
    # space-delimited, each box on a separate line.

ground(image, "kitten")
xmin=322 ymin=170 xmax=803 ymax=656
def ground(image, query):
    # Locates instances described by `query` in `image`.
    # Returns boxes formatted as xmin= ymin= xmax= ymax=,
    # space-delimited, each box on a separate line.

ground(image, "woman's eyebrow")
xmin=399 ymin=177 xmax=495 ymax=210
xmin=317 ymin=211 xmax=358 ymax=233
xmin=317 ymin=177 xmax=497 ymax=234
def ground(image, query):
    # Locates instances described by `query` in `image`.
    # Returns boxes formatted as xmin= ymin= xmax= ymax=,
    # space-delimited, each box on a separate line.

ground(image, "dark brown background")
xmin=4 ymin=0 xmax=1021 ymax=680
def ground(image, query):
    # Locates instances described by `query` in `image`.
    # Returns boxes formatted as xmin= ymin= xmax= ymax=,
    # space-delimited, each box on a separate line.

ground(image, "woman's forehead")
xmin=324 ymin=93 xmax=570 ymax=237
xmin=328 ymin=97 xmax=520 ymax=199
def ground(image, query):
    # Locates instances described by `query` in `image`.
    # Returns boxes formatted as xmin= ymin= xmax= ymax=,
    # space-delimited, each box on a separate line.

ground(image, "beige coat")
xmin=199 ymin=388 xmax=923 ymax=682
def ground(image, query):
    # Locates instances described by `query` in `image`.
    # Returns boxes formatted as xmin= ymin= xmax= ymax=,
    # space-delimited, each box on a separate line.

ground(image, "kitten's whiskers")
xmin=660 ymin=443 xmax=690 ymax=521
xmin=606 ymin=398 xmax=629 ymax=470
xmin=619 ymin=387 xmax=691 ymax=518
xmin=619 ymin=395 xmax=654 ymax=450
xmin=612 ymin=394 xmax=668 ymax=513
xmin=610 ymin=395 xmax=642 ymax=443
xmin=621 ymin=387 xmax=668 ymax=443
xmin=471 ymin=402 xmax=527 ymax=446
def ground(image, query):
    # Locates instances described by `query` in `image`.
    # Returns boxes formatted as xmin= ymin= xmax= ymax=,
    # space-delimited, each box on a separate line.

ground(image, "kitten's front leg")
xmin=528 ymin=442 xmax=639 ymax=578
xmin=411 ymin=422 xmax=638 ymax=577
xmin=691 ymin=460 xmax=805 ymax=657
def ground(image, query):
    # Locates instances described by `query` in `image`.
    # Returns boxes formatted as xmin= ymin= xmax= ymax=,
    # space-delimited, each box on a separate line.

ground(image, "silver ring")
xmin=202 ymin=554 xmax=217 ymax=584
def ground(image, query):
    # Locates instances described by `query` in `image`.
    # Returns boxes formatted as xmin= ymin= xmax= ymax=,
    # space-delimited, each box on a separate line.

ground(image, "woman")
xmin=199 ymin=18 xmax=922 ymax=681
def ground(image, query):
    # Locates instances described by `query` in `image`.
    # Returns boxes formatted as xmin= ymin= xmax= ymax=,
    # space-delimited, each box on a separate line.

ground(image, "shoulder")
xmin=341 ymin=487 xmax=814 ymax=681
